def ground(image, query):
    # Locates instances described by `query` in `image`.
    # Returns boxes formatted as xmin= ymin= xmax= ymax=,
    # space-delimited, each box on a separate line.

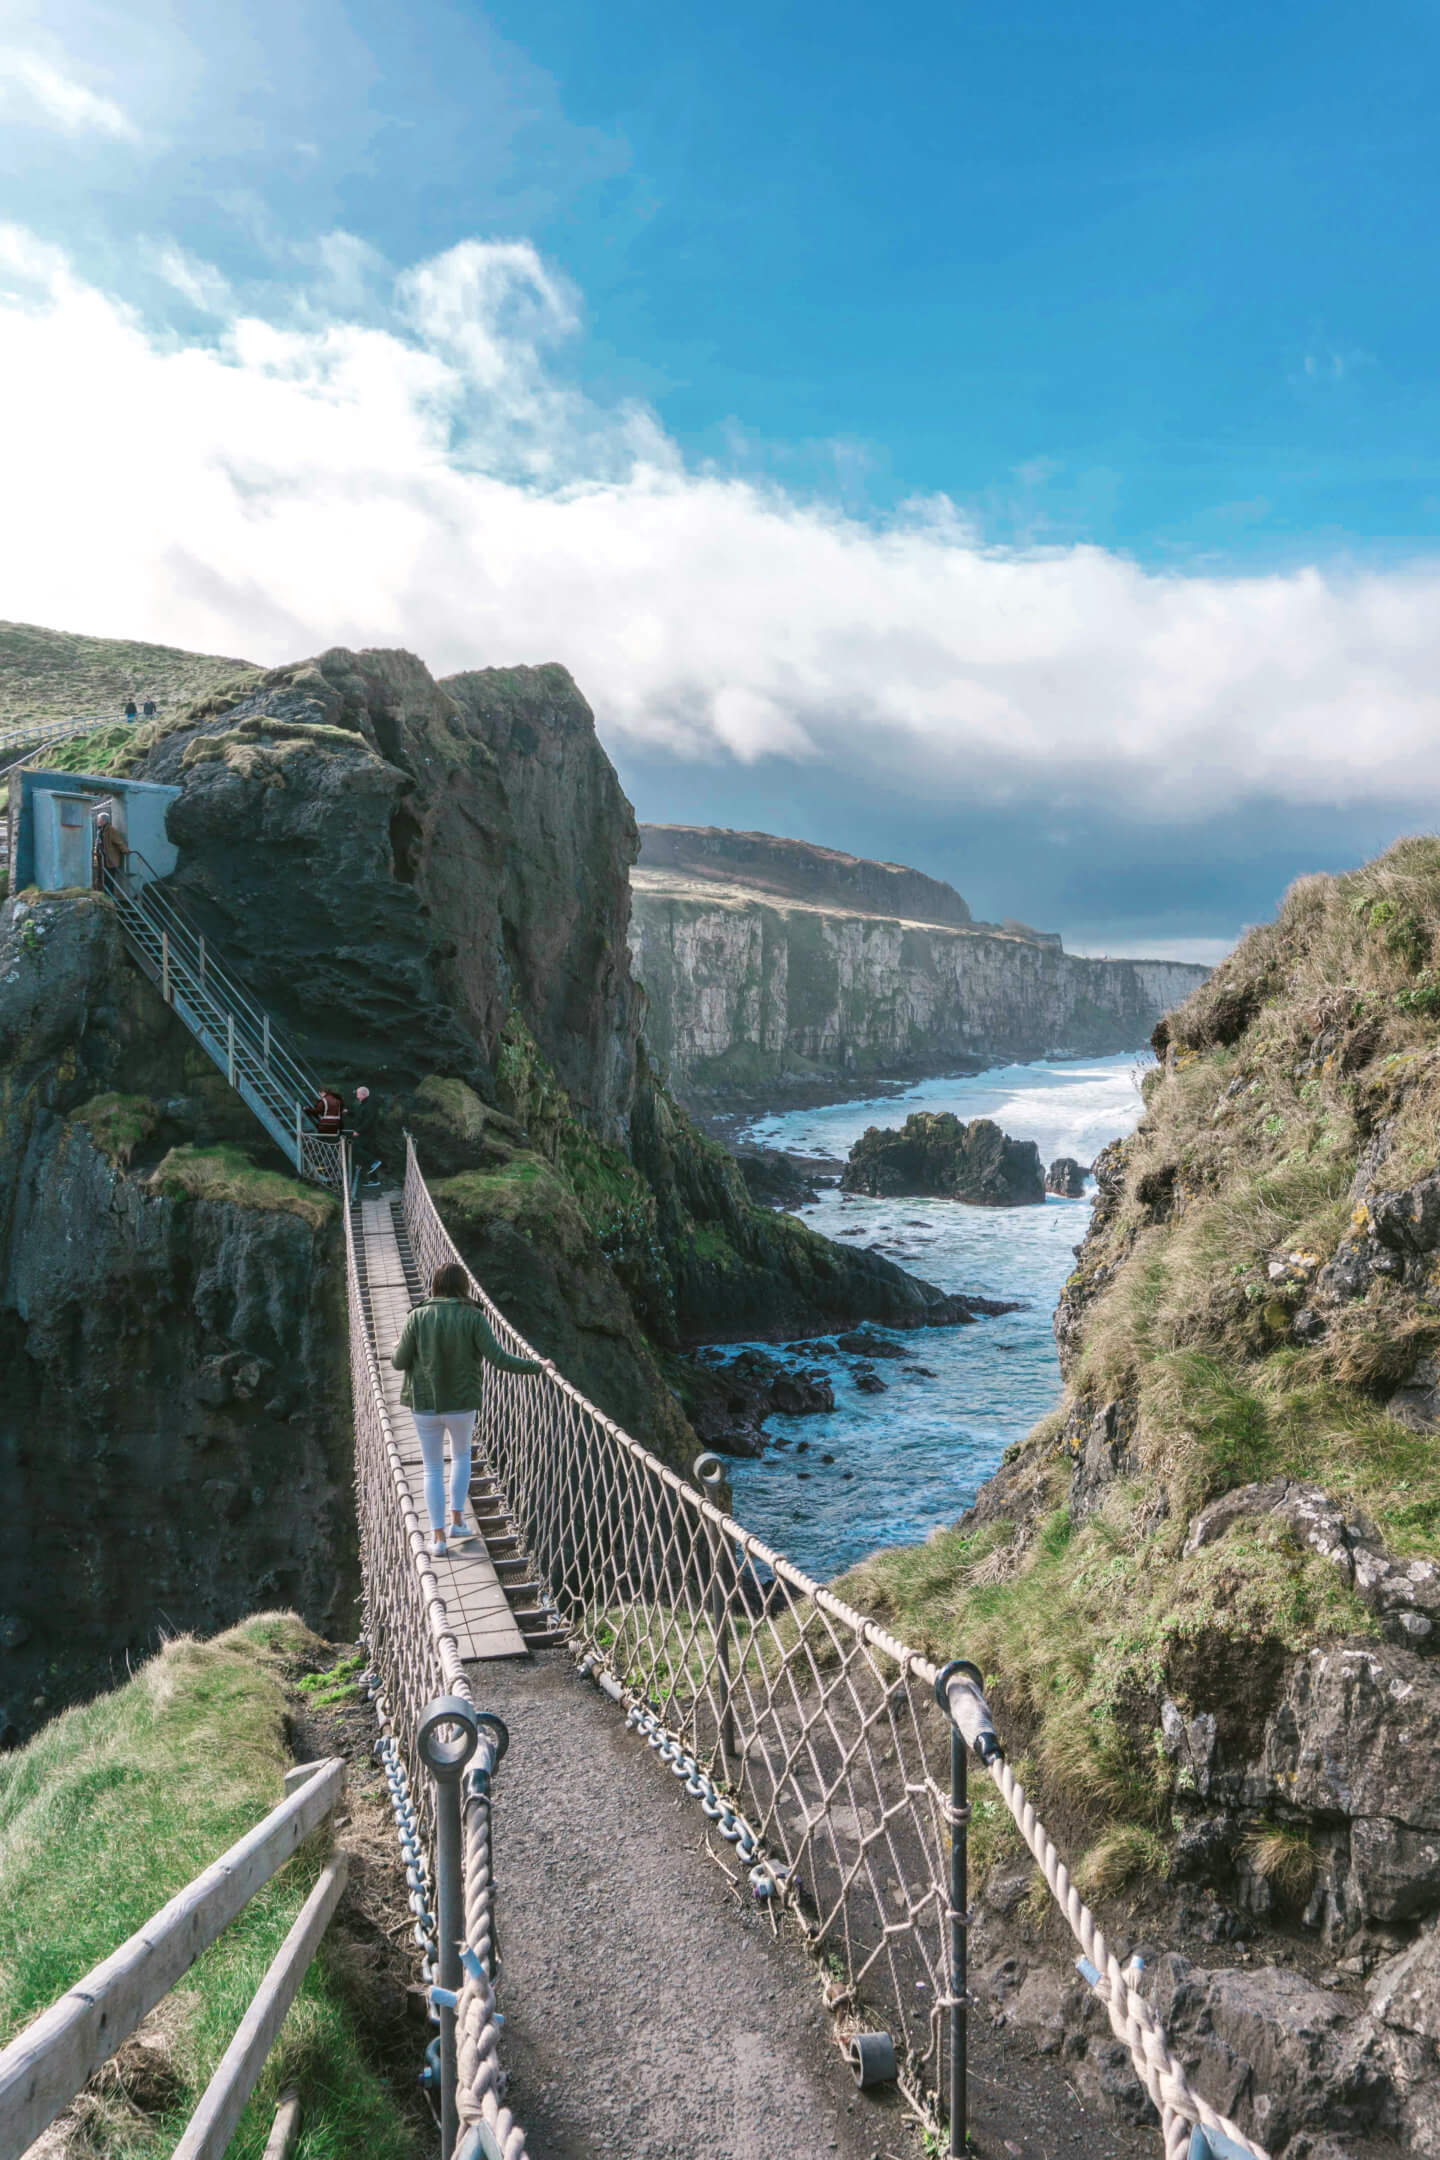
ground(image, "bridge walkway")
xmin=459 ymin=1637 xmax=897 ymax=2160
xmin=355 ymin=1190 xmax=532 ymax=1659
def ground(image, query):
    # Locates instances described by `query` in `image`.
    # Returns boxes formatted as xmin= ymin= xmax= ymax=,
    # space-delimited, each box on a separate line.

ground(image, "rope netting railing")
xmin=343 ymin=1151 xmax=530 ymax=2160
xmin=402 ymin=1136 xmax=1271 ymax=2158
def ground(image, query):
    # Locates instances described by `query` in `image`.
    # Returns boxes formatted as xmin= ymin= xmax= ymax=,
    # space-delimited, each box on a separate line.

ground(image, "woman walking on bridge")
xmin=391 ymin=1263 xmax=542 ymax=1556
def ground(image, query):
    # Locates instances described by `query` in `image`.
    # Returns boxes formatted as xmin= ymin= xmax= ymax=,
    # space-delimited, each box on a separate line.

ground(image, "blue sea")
xmin=721 ymin=1054 xmax=1150 ymax=1581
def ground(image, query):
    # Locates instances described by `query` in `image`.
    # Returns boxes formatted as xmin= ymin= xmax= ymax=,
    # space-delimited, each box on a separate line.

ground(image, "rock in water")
xmin=840 ymin=1113 xmax=1045 ymax=1206
xmin=1045 ymin=1155 xmax=1090 ymax=1198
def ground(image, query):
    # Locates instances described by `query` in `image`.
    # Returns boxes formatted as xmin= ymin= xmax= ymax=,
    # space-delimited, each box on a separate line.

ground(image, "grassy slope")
xmin=0 ymin=619 xmax=259 ymax=734
xmin=0 ymin=1614 xmax=417 ymax=2160
xmin=837 ymin=837 xmax=1440 ymax=1892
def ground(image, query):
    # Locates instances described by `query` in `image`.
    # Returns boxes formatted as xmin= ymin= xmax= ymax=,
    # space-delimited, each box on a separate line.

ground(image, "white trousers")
xmin=411 ymin=1410 xmax=477 ymax=1530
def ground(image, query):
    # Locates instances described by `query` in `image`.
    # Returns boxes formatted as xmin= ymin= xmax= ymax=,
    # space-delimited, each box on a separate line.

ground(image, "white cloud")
xmin=0 ymin=48 xmax=137 ymax=140
xmin=148 ymin=243 xmax=232 ymax=315
xmin=0 ymin=222 xmax=1438 ymax=824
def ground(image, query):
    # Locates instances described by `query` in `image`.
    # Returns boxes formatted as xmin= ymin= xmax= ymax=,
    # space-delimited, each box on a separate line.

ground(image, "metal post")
xmin=936 ymin=1658 xmax=998 ymax=2157
xmin=950 ymin=1720 xmax=967 ymax=2153
xmin=418 ymin=1697 xmax=478 ymax=2160
xmin=227 ymin=1013 xmax=236 ymax=1087
xmin=161 ymin=929 xmax=171 ymax=1004
xmin=694 ymin=1455 xmax=735 ymax=1765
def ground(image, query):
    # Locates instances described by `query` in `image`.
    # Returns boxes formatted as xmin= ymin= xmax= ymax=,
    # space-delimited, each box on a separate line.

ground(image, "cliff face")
xmin=130 ymin=649 xmax=644 ymax=1141
xmin=4 ymin=638 xmax=1003 ymax=1640
xmin=630 ymin=859 xmax=1207 ymax=1096
xmin=639 ymin=823 xmax=977 ymax=928
xmin=838 ymin=839 xmax=1440 ymax=2154
xmin=0 ymin=895 xmax=352 ymax=1741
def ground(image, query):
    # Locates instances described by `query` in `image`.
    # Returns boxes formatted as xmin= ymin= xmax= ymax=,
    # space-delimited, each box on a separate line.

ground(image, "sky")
xmin=1 ymin=2 xmax=1438 ymax=961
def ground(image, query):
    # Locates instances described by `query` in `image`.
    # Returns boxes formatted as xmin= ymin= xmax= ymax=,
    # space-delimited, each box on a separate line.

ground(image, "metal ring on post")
xmin=935 ymin=1657 xmax=1002 ymax=1765
xmin=848 ymin=2031 xmax=898 ymax=2087
xmin=466 ymin=1711 xmax=510 ymax=1795
xmin=473 ymin=1710 xmax=509 ymax=1766
xmin=416 ymin=1695 xmax=479 ymax=1781
xmin=693 ymin=1451 xmax=725 ymax=1491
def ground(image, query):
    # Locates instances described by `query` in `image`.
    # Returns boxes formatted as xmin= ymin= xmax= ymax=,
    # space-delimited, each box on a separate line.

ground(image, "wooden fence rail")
xmin=0 ymin=1757 xmax=346 ymax=2160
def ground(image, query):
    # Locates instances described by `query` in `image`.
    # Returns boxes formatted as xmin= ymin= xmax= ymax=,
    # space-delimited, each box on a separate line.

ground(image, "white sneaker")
xmin=431 ymin=1531 xmax=448 ymax=1558
xmin=449 ymin=1517 xmax=476 ymax=1543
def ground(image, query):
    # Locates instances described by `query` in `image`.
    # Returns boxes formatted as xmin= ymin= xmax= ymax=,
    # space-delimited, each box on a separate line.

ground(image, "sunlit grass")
xmin=0 ymin=1614 xmax=418 ymax=2160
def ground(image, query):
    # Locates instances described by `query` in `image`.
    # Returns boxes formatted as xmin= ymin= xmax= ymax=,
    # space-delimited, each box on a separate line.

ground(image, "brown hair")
xmin=431 ymin=1263 xmax=473 ymax=1300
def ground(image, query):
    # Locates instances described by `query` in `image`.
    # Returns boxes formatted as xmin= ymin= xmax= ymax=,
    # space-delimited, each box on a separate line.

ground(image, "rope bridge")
xmin=371 ymin=1136 xmax=1272 ymax=2160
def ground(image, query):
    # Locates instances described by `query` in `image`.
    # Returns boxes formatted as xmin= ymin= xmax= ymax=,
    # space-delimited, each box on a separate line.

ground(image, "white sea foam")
xmin=724 ymin=1053 xmax=1147 ymax=1580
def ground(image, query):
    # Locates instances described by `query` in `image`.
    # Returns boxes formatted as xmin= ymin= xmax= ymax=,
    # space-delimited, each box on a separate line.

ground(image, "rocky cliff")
xmin=630 ymin=826 xmax=1207 ymax=1099
xmin=839 ymin=838 xmax=1440 ymax=2154
xmin=2 ymin=635 xmax=1006 ymax=1727
xmin=0 ymin=894 xmax=353 ymax=1742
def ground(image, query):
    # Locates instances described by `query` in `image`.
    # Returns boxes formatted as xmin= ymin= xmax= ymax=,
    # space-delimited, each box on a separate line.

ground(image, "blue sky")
xmin=1 ymin=0 xmax=1438 ymax=956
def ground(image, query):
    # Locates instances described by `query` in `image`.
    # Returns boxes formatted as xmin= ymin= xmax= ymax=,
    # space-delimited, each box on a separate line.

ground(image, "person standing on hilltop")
xmin=123 ymin=699 xmax=137 ymax=720
xmin=141 ymin=698 xmax=156 ymax=718
xmin=391 ymin=1263 xmax=543 ymax=1556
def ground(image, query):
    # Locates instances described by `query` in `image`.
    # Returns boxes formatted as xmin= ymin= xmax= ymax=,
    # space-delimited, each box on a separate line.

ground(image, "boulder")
xmin=677 ymin=1346 xmax=835 ymax=1456
xmin=1184 ymin=1479 xmax=1440 ymax=1649
xmin=733 ymin=1149 xmax=827 ymax=1211
xmin=1252 ymin=1644 xmax=1440 ymax=1923
xmin=1046 ymin=1155 xmax=1090 ymax=1198
xmin=1370 ymin=1920 xmax=1440 ymax=2045
xmin=1144 ymin=1955 xmax=1408 ymax=2147
xmin=840 ymin=1112 xmax=1045 ymax=1206
xmin=834 ymin=1328 xmax=907 ymax=1358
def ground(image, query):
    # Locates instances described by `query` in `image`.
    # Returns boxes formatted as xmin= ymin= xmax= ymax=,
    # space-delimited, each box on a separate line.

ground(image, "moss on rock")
xmin=151 ymin=1143 xmax=338 ymax=1229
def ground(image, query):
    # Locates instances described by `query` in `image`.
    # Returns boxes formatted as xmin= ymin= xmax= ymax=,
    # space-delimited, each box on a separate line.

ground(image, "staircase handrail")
xmin=106 ymin=851 xmax=320 ymax=1109
xmin=0 ymin=714 xmax=123 ymax=763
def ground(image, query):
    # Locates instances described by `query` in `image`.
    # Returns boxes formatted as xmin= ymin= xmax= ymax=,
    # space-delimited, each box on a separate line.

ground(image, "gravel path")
xmin=470 ymin=1650 xmax=1156 ymax=2160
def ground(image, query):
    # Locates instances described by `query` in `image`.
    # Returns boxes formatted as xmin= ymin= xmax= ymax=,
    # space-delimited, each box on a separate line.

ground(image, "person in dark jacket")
xmin=305 ymin=1088 xmax=345 ymax=1137
xmin=391 ymin=1263 xmax=544 ymax=1555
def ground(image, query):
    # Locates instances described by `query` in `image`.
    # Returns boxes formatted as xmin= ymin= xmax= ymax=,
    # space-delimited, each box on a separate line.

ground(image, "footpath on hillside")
xmin=470 ymin=1650 xmax=1155 ymax=2160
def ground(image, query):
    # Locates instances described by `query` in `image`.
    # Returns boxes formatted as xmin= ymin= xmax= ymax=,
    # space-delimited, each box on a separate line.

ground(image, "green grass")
xmin=0 ymin=618 xmax=259 ymax=736
xmin=838 ymin=1488 xmax=1367 ymax=1831
xmin=494 ymin=1009 xmax=675 ymax=1331
xmin=23 ymin=721 xmax=148 ymax=779
xmin=69 ymin=1091 xmax=160 ymax=1167
xmin=151 ymin=1144 xmax=338 ymax=1230
xmin=0 ymin=1614 xmax=418 ymax=2159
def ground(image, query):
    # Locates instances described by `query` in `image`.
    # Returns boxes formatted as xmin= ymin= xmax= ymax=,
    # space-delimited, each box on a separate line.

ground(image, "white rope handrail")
xmin=399 ymin=1134 xmax=1272 ymax=2155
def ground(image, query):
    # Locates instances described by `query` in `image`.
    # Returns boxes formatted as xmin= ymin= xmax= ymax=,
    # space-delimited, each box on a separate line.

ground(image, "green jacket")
xmin=390 ymin=1297 xmax=542 ymax=1413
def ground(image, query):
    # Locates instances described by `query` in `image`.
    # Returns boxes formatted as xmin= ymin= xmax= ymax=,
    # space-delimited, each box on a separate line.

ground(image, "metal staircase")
xmin=0 ymin=714 xmax=122 ymax=765
xmin=100 ymin=854 xmax=342 ymax=1188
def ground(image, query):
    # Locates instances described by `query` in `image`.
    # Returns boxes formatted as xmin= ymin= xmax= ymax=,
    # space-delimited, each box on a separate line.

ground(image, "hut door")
xmin=54 ymin=795 xmax=92 ymax=889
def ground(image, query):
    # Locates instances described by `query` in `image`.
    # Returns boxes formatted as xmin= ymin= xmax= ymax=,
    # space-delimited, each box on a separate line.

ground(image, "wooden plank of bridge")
xmin=359 ymin=1196 xmax=528 ymax=1661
